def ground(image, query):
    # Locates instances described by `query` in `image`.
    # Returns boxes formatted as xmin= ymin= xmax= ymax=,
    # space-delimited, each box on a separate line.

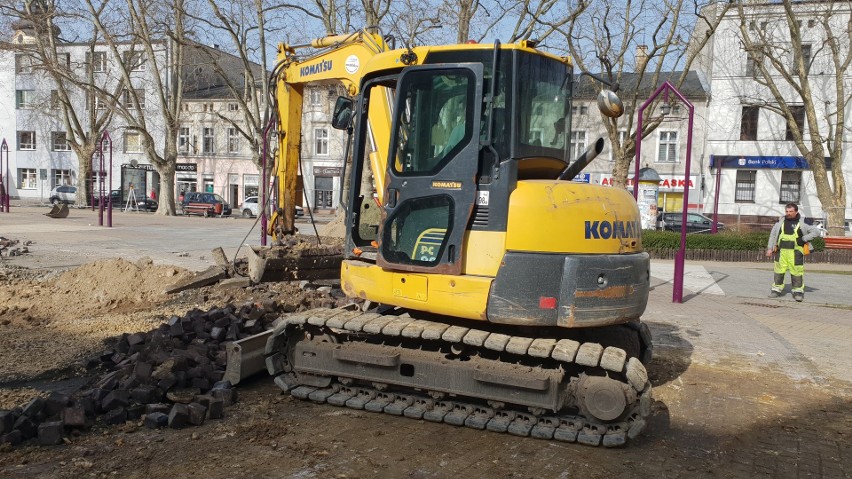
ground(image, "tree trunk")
xmin=157 ymin=161 xmax=177 ymax=215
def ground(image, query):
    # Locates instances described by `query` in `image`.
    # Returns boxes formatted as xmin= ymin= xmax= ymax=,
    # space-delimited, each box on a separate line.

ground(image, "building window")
xmin=178 ymin=127 xmax=191 ymax=154
xmin=50 ymin=90 xmax=62 ymax=110
xmin=243 ymin=174 xmax=259 ymax=198
xmin=90 ymin=51 xmax=107 ymax=72
xmin=314 ymin=176 xmax=334 ymax=208
xmin=15 ymin=54 xmax=33 ymax=73
xmin=227 ymin=128 xmax=240 ymax=154
xmin=202 ymin=127 xmax=215 ymax=154
xmin=570 ymin=130 xmax=586 ymax=161
xmin=314 ymin=128 xmax=329 ymax=156
xmin=657 ymin=131 xmax=678 ymax=163
xmin=745 ymin=51 xmax=763 ymax=77
xmin=15 ymin=90 xmax=36 ymax=109
xmin=123 ymin=51 xmax=146 ymax=71
xmin=124 ymin=131 xmax=143 ymax=153
xmin=735 ymin=170 xmax=756 ymax=203
xmin=52 ymin=132 xmax=71 ymax=151
xmin=228 ymin=103 xmax=239 ymax=112
xmin=52 ymin=169 xmax=72 ymax=188
xmin=740 ymin=106 xmax=759 ymax=141
xmin=796 ymin=44 xmax=811 ymax=73
xmin=779 ymin=171 xmax=801 ymax=203
xmin=17 ymin=131 xmax=36 ymax=150
xmin=610 ymin=130 xmax=628 ymax=162
xmin=785 ymin=105 xmax=806 ymax=141
xmin=57 ymin=53 xmax=71 ymax=69
xmin=18 ymin=168 xmax=37 ymax=189
xmin=571 ymin=105 xmax=589 ymax=115
xmin=309 ymin=89 xmax=322 ymax=107
xmin=122 ymin=89 xmax=145 ymax=109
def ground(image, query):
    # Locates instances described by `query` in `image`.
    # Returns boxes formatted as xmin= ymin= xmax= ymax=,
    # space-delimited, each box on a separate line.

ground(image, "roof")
xmin=574 ymin=70 xmax=708 ymax=100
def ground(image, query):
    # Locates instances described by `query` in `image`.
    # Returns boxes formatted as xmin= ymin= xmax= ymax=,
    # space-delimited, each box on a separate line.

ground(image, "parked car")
xmin=182 ymin=192 xmax=232 ymax=217
xmin=92 ymin=190 xmax=157 ymax=212
xmin=239 ymin=196 xmax=304 ymax=218
xmin=92 ymin=190 xmax=121 ymax=207
xmin=48 ymin=185 xmax=77 ymax=205
xmin=657 ymin=212 xmax=725 ymax=233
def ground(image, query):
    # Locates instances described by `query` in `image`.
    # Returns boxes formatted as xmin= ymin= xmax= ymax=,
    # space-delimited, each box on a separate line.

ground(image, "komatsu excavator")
xmin=258 ymin=29 xmax=653 ymax=447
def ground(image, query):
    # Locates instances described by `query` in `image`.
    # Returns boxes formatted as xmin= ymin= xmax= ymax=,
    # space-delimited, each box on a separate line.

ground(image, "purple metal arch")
xmin=0 ymin=139 xmax=9 ymax=213
xmin=101 ymin=131 xmax=114 ymax=227
xmin=634 ymin=80 xmax=695 ymax=304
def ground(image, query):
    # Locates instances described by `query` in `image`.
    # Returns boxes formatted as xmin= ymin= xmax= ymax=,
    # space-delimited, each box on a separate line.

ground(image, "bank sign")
xmin=598 ymin=174 xmax=697 ymax=192
xmin=710 ymin=155 xmax=833 ymax=169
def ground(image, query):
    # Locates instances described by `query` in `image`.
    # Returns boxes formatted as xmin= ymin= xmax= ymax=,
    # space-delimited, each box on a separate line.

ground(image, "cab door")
xmin=377 ymin=64 xmax=483 ymax=274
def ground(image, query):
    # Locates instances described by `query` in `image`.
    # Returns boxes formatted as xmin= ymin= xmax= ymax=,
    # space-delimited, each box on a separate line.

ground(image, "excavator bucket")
xmin=246 ymin=243 xmax=343 ymax=283
xmin=44 ymin=204 xmax=69 ymax=218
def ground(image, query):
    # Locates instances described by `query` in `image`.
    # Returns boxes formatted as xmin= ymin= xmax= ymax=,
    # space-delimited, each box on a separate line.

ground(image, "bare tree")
xmin=82 ymin=0 xmax=191 ymax=215
xmin=0 ymin=0 xmax=114 ymax=205
xmin=184 ymin=0 xmax=281 ymax=171
xmin=563 ymin=0 xmax=729 ymax=188
xmin=735 ymin=0 xmax=849 ymax=236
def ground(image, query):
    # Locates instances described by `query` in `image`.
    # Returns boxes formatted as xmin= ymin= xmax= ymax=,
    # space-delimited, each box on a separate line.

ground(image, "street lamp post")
xmin=634 ymin=80 xmax=695 ymax=304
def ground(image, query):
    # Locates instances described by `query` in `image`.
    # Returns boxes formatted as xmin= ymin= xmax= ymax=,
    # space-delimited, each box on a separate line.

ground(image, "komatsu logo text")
xmin=584 ymin=220 xmax=640 ymax=239
xmin=300 ymin=59 xmax=333 ymax=77
xmin=431 ymin=181 xmax=462 ymax=190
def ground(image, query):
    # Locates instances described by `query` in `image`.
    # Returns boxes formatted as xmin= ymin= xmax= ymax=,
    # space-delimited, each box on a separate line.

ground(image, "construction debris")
xmin=0 ymin=237 xmax=29 ymax=258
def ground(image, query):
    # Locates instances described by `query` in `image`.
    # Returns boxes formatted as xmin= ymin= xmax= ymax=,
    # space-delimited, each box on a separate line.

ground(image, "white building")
xmin=1 ymin=20 xmax=168 ymax=203
xmin=573 ymin=71 xmax=711 ymax=213
xmin=696 ymin=1 xmax=852 ymax=228
xmin=299 ymin=81 xmax=349 ymax=214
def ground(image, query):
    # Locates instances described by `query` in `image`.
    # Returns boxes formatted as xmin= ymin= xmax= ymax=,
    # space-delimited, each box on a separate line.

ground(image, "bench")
xmin=824 ymin=237 xmax=852 ymax=250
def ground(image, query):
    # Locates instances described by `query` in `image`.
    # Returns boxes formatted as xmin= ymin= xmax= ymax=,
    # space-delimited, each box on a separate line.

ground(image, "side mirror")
xmin=597 ymin=89 xmax=624 ymax=118
xmin=331 ymin=96 xmax=354 ymax=130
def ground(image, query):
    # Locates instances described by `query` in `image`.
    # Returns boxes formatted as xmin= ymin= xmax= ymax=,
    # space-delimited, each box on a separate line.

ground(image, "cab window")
xmin=392 ymin=69 xmax=475 ymax=176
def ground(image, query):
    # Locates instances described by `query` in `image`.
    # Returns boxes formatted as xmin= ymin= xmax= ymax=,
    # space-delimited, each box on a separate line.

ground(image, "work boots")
xmin=792 ymin=292 xmax=804 ymax=302
xmin=768 ymin=291 xmax=781 ymax=298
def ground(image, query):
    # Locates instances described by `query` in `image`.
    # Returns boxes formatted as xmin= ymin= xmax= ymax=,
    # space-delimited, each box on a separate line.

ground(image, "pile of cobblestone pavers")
xmin=0 ymin=283 xmax=351 ymax=447
xmin=0 ymin=236 xmax=29 ymax=258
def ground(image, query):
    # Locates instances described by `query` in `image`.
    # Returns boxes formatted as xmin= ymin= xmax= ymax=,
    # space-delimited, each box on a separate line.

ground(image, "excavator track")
xmin=266 ymin=308 xmax=653 ymax=447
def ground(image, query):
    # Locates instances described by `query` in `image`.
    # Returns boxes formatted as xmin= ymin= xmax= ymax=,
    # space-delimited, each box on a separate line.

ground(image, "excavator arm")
xmin=269 ymin=30 xmax=389 ymax=238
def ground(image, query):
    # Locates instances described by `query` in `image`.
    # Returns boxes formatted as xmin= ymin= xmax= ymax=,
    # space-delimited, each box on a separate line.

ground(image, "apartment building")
xmin=572 ymin=71 xmax=711 ymax=213
xmin=696 ymin=1 xmax=852 ymax=226
xmin=1 ymin=20 xmax=167 ymax=203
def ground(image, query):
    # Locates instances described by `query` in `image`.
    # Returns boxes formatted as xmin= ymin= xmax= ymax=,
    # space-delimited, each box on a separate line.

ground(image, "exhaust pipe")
xmin=558 ymin=137 xmax=605 ymax=181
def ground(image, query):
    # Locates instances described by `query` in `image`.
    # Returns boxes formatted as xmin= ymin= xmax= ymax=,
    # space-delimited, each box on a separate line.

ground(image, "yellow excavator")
xmin=256 ymin=30 xmax=653 ymax=447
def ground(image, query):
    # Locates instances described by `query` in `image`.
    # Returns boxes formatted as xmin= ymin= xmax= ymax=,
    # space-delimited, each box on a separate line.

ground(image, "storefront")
xmin=313 ymin=166 xmax=341 ymax=211
xmin=175 ymin=162 xmax=197 ymax=200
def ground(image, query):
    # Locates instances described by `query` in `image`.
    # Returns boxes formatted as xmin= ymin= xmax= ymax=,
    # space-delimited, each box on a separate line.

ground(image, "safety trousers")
xmin=772 ymin=247 xmax=804 ymax=293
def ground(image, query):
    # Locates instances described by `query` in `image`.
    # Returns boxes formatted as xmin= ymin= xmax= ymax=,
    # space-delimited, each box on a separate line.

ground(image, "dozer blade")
xmin=224 ymin=329 xmax=274 ymax=385
xmin=246 ymin=244 xmax=343 ymax=283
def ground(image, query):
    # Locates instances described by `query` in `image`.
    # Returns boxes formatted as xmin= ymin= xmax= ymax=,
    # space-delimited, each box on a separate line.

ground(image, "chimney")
xmin=636 ymin=45 xmax=648 ymax=72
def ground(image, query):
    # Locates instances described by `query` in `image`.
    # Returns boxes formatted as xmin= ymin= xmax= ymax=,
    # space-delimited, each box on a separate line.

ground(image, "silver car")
xmin=239 ymin=196 xmax=303 ymax=218
xmin=48 ymin=185 xmax=77 ymax=205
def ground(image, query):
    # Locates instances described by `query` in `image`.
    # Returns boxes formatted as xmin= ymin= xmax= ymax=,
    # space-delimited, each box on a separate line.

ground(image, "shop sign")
xmin=122 ymin=163 xmax=155 ymax=171
xmin=176 ymin=163 xmax=198 ymax=172
xmin=313 ymin=166 xmax=342 ymax=176
xmin=710 ymin=155 xmax=833 ymax=170
xmin=598 ymin=174 xmax=697 ymax=191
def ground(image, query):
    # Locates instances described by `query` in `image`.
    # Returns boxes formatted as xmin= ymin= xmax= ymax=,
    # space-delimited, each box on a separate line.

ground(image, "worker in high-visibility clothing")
xmin=766 ymin=203 xmax=820 ymax=302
